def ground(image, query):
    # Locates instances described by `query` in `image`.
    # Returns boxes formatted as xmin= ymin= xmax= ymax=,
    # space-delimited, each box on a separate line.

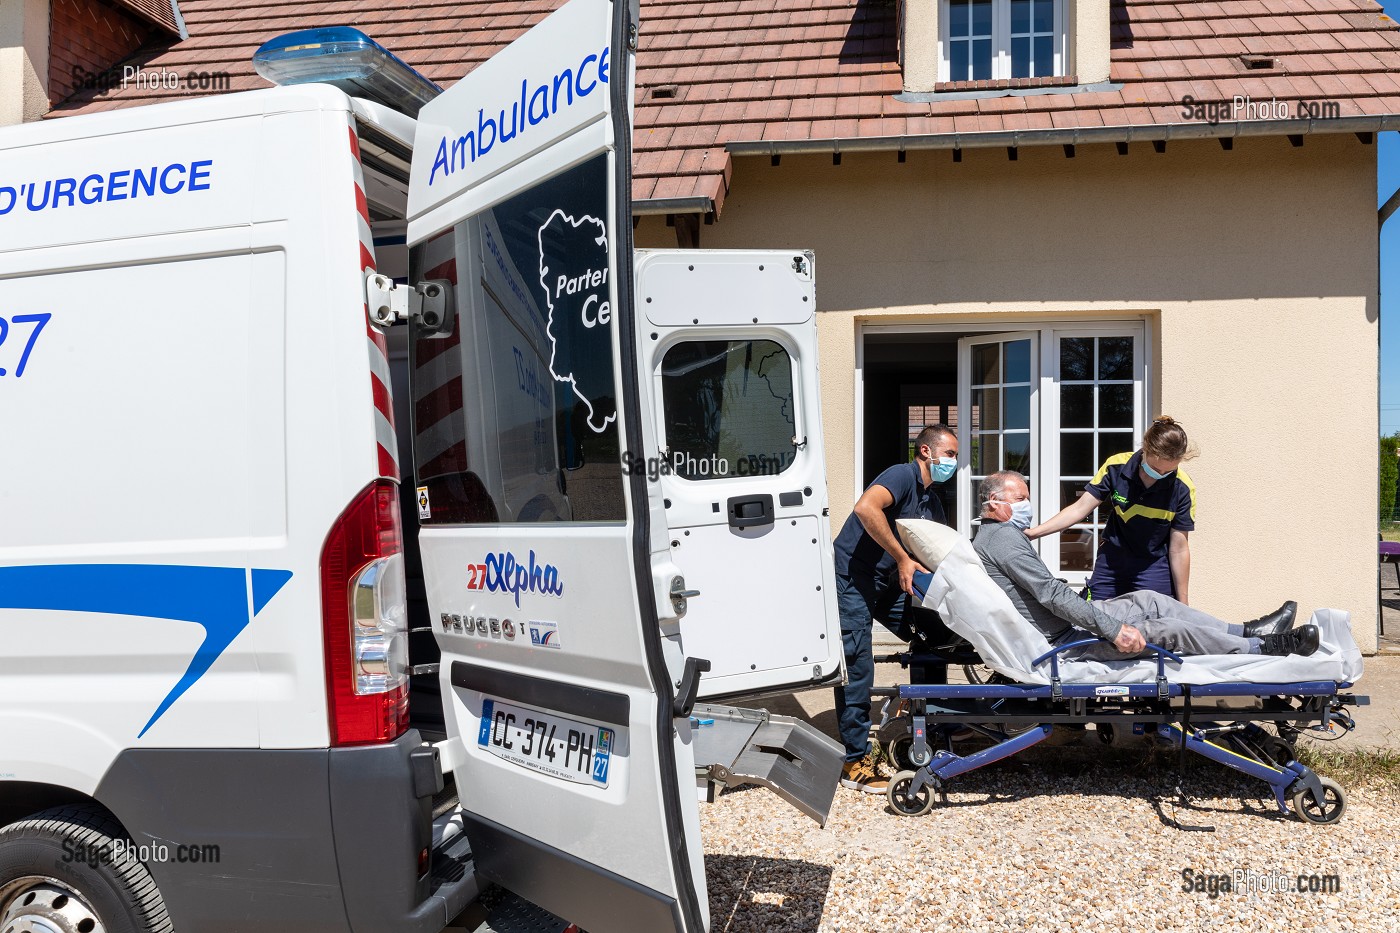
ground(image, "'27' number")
xmin=0 ymin=313 xmax=51 ymax=378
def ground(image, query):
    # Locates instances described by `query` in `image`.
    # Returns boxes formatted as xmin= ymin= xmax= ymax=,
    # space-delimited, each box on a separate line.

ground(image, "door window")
xmin=659 ymin=339 xmax=797 ymax=481
xmin=1053 ymin=333 xmax=1141 ymax=572
xmin=958 ymin=333 xmax=1037 ymax=536
xmin=409 ymin=154 xmax=625 ymax=524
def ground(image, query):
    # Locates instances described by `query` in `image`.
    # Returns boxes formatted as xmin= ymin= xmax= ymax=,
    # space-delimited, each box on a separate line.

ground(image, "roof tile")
xmin=44 ymin=0 xmax=1400 ymax=209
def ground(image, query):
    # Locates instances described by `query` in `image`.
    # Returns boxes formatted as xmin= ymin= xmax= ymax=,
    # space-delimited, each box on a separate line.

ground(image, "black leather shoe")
xmin=1244 ymin=601 xmax=1297 ymax=638
xmin=1260 ymin=624 xmax=1320 ymax=657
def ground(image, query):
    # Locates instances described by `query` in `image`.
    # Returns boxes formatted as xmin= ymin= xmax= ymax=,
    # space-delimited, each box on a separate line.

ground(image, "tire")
xmin=1291 ymin=777 xmax=1347 ymax=826
xmin=0 ymin=805 xmax=173 ymax=933
xmin=886 ymin=771 xmax=937 ymax=817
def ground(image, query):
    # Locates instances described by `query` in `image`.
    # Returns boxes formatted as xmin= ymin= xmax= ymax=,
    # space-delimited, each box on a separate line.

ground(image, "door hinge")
xmin=365 ymin=273 xmax=454 ymax=336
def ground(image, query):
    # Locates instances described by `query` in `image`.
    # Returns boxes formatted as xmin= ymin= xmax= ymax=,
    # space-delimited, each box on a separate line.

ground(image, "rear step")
xmin=447 ymin=886 xmax=575 ymax=932
xmin=691 ymin=702 xmax=843 ymax=826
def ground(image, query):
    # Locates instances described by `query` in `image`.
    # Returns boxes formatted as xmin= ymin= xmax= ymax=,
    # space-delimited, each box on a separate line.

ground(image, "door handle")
xmin=727 ymin=493 xmax=774 ymax=529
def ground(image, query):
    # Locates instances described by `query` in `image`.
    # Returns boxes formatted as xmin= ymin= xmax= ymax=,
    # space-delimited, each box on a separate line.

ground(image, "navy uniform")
xmin=1083 ymin=450 xmax=1196 ymax=600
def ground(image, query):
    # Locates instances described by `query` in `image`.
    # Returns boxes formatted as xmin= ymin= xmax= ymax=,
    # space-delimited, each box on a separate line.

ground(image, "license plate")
xmin=477 ymin=698 xmax=614 ymax=787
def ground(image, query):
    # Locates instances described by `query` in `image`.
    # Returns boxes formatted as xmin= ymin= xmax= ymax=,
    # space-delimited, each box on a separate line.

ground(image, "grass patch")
xmin=1296 ymin=742 xmax=1400 ymax=793
xmin=1383 ymin=521 xmax=1400 ymax=543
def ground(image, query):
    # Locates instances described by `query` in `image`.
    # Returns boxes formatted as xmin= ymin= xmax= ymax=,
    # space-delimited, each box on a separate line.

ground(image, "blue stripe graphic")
xmin=0 ymin=563 xmax=292 ymax=737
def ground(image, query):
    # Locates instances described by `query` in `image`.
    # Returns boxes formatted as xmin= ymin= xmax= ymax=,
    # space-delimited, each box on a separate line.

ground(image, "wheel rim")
xmin=0 ymin=877 xmax=106 ymax=933
xmin=887 ymin=773 xmax=934 ymax=816
xmin=1292 ymin=778 xmax=1346 ymax=824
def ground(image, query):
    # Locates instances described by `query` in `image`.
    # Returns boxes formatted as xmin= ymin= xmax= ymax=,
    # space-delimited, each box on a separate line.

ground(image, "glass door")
xmin=1040 ymin=329 xmax=1145 ymax=583
xmin=956 ymin=332 xmax=1038 ymax=537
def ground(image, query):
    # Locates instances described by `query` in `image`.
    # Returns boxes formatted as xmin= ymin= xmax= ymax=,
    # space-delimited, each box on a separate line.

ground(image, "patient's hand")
xmin=1113 ymin=624 xmax=1146 ymax=655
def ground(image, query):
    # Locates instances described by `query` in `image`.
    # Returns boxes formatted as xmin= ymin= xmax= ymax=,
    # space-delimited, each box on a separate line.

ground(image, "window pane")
xmin=1004 ymin=339 xmax=1031 ymax=383
xmin=1099 ymin=432 xmax=1135 ymax=463
xmin=972 ymin=343 xmax=1000 ymax=384
xmin=972 ymin=433 xmax=1000 ymax=474
xmin=1033 ymin=35 xmax=1053 ymax=76
xmin=1060 ymin=337 xmax=1092 ymax=380
xmin=1004 ymin=384 xmax=1030 ymax=430
xmin=972 ymin=0 xmax=992 ymax=36
xmin=1060 ymin=480 xmax=1086 ymax=509
xmin=972 ymin=387 xmax=1001 ymax=430
xmin=1060 ymin=432 xmax=1094 ymax=476
xmin=1011 ymin=37 xmax=1030 ymax=78
xmin=1004 ymin=432 xmax=1030 ymax=474
xmin=1061 ymin=385 xmax=1093 ymax=428
xmin=950 ymin=41 xmax=969 ymax=81
xmin=950 ymin=0 xmax=969 ymax=36
xmin=661 ymin=339 xmax=796 ymax=481
xmin=410 ymin=154 xmax=623 ymax=524
xmin=1060 ymin=529 xmax=1095 ymax=572
xmin=1034 ymin=0 xmax=1055 ymax=33
xmin=1011 ymin=0 xmax=1030 ymax=33
xmin=1098 ymin=384 xmax=1134 ymax=428
xmin=1099 ymin=336 xmax=1134 ymax=380
xmin=973 ymin=39 xmax=992 ymax=79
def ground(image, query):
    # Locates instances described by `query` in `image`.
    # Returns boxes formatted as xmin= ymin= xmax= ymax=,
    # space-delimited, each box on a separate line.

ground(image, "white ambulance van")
xmin=0 ymin=1 xmax=843 ymax=931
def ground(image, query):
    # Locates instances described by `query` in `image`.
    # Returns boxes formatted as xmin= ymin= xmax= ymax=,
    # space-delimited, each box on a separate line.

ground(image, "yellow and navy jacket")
xmin=1086 ymin=450 xmax=1196 ymax=561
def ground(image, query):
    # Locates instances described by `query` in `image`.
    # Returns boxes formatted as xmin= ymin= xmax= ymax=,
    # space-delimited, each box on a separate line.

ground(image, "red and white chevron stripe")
xmin=349 ymin=124 xmax=400 ymax=482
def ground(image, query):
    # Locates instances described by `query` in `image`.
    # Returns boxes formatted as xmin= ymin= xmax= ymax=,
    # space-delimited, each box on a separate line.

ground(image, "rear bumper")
xmin=94 ymin=730 xmax=477 ymax=933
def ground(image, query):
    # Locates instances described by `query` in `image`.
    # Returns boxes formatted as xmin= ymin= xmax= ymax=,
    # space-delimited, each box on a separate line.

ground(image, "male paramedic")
xmin=831 ymin=424 xmax=958 ymax=793
xmin=973 ymin=471 xmax=1315 ymax=661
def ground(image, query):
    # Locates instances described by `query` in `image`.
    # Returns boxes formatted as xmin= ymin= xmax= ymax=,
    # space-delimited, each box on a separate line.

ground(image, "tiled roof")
xmin=50 ymin=0 xmax=1400 ymax=214
xmin=111 ymin=0 xmax=185 ymax=36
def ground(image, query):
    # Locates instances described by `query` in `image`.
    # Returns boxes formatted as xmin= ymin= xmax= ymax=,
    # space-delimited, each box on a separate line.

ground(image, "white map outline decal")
xmin=537 ymin=208 xmax=616 ymax=433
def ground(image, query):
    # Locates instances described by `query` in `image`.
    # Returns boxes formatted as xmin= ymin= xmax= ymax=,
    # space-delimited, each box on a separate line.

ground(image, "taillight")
xmin=321 ymin=480 xmax=409 ymax=745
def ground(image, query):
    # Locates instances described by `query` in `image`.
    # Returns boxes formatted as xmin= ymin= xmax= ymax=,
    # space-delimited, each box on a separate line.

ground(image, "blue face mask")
xmin=929 ymin=457 xmax=957 ymax=483
xmin=1142 ymin=460 xmax=1174 ymax=481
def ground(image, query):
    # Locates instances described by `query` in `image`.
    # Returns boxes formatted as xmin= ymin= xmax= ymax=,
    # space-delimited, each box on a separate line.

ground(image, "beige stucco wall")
xmin=638 ymin=135 xmax=1380 ymax=650
xmin=0 ymin=0 xmax=49 ymax=126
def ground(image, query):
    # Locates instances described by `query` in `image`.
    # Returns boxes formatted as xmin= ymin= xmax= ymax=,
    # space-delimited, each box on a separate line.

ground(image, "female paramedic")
xmin=1027 ymin=416 xmax=1197 ymax=602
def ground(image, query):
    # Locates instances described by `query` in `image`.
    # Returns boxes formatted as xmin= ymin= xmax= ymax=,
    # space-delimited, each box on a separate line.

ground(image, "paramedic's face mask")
xmin=1141 ymin=453 xmax=1181 ymax=481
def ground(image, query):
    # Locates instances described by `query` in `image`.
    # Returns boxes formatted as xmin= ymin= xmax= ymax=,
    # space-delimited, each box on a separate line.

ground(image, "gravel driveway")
xmin=699 ymin=743 xmax=1400 ymax=932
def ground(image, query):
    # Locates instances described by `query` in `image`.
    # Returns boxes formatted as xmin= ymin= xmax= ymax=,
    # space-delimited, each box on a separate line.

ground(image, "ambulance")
xmin=0 ymin=0 xmax=844 ymax=931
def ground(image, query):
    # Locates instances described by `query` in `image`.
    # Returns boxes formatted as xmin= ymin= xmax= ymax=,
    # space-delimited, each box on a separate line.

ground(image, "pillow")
xmin=896 ymin=519 xmax=963 ymax=571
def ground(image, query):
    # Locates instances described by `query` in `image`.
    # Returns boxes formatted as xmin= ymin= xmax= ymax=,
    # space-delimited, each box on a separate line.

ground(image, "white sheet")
xmin=897 ymin=520 xmax=1364 ymax=687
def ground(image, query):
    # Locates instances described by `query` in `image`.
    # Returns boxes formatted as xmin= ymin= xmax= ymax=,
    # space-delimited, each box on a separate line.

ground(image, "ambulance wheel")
xmin=0 ymin=805 xmax=173 ymax=933
xmin=1291 ymin=777 xmax=1346 ymax=826
xmin=886 ymin=771 xmax=937 ymax=817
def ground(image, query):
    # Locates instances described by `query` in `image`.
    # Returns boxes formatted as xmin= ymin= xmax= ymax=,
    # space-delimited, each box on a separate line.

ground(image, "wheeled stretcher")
xmin=871 ymin=520 xmax=1368 ymax=825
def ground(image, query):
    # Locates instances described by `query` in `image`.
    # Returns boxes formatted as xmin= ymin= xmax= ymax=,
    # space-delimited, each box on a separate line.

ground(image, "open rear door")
xmin=405 ymin=2 xmax=706 ymax=930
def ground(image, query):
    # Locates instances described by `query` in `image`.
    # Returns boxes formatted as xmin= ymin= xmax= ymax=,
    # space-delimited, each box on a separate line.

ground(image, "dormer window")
xmin=941 ymin=0 xmax=1065 ymax=82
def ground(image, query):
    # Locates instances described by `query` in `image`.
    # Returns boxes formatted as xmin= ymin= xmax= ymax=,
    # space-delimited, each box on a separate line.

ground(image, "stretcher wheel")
xmin=1261 ymin=735 xmax=1297 ymax=767
xmin=886 ymin=771 xmax=937 ymax=817
xmin=1291 ymin=777 xmax=1346 ymax=825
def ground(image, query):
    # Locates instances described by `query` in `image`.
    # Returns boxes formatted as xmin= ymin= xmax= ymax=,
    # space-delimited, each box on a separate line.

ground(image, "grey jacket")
xmin=971 ymin=520 xmax=1123 ymax=643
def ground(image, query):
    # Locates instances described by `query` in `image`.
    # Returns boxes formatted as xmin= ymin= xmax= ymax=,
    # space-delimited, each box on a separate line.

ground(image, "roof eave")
xmin=725 ymin=114 xmax=1400 ymax=157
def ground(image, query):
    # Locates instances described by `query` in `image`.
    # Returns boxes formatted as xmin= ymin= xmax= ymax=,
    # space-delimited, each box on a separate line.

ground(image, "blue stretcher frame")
xmin=876 ymin=575 xmax=1368 ymax=823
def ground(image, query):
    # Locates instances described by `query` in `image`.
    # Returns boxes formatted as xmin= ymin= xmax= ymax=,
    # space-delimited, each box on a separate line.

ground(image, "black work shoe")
xmin=1244 ymin=601 xmax=1298 ymax=638
xmin=1260 ymin=624 xmax=1320 ymax=657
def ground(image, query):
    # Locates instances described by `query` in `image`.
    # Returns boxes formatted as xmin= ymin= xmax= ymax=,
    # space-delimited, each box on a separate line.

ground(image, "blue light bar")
xmin=253 ymin=27 xmax=441 ymax=118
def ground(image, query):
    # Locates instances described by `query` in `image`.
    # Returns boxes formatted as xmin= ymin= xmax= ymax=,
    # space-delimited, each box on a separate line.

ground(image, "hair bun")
xmin=1153 ymin=415 xmax=1175 ymax=425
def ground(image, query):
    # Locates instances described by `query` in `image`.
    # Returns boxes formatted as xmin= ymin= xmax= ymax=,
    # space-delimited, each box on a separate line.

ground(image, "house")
xmin=12 ymin=0 xmax=1400 ymax=649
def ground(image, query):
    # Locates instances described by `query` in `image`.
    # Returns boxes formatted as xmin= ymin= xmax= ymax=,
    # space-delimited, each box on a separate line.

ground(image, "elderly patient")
xmin=973 ymin=471 xmax=1319 ymax=660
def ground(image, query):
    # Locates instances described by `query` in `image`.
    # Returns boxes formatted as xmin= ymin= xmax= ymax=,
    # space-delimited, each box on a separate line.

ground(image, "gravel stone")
xmin=699 ymin=748 xmax=1400 ymax=932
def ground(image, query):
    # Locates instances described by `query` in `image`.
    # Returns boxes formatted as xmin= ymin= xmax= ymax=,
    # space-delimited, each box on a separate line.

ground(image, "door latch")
xmin=670 ymin=575 xmax=700 ymax=616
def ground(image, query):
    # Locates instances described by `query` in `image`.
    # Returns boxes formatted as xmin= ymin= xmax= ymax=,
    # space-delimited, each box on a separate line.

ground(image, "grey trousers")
xmin=1065 ymin=590 xmax=1252 ymax=661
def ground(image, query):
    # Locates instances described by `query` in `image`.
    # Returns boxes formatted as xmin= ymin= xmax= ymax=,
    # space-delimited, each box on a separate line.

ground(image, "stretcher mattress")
xmin=897 ymin=519 xmax=1364 ymax=686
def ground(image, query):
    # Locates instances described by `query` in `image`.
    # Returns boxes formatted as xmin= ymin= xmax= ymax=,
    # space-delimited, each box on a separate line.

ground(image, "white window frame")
xmin=938 ymin=0 xmax=1068 ymax=83
xmin=855 ymin=320 xmax=1152 ymax=571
